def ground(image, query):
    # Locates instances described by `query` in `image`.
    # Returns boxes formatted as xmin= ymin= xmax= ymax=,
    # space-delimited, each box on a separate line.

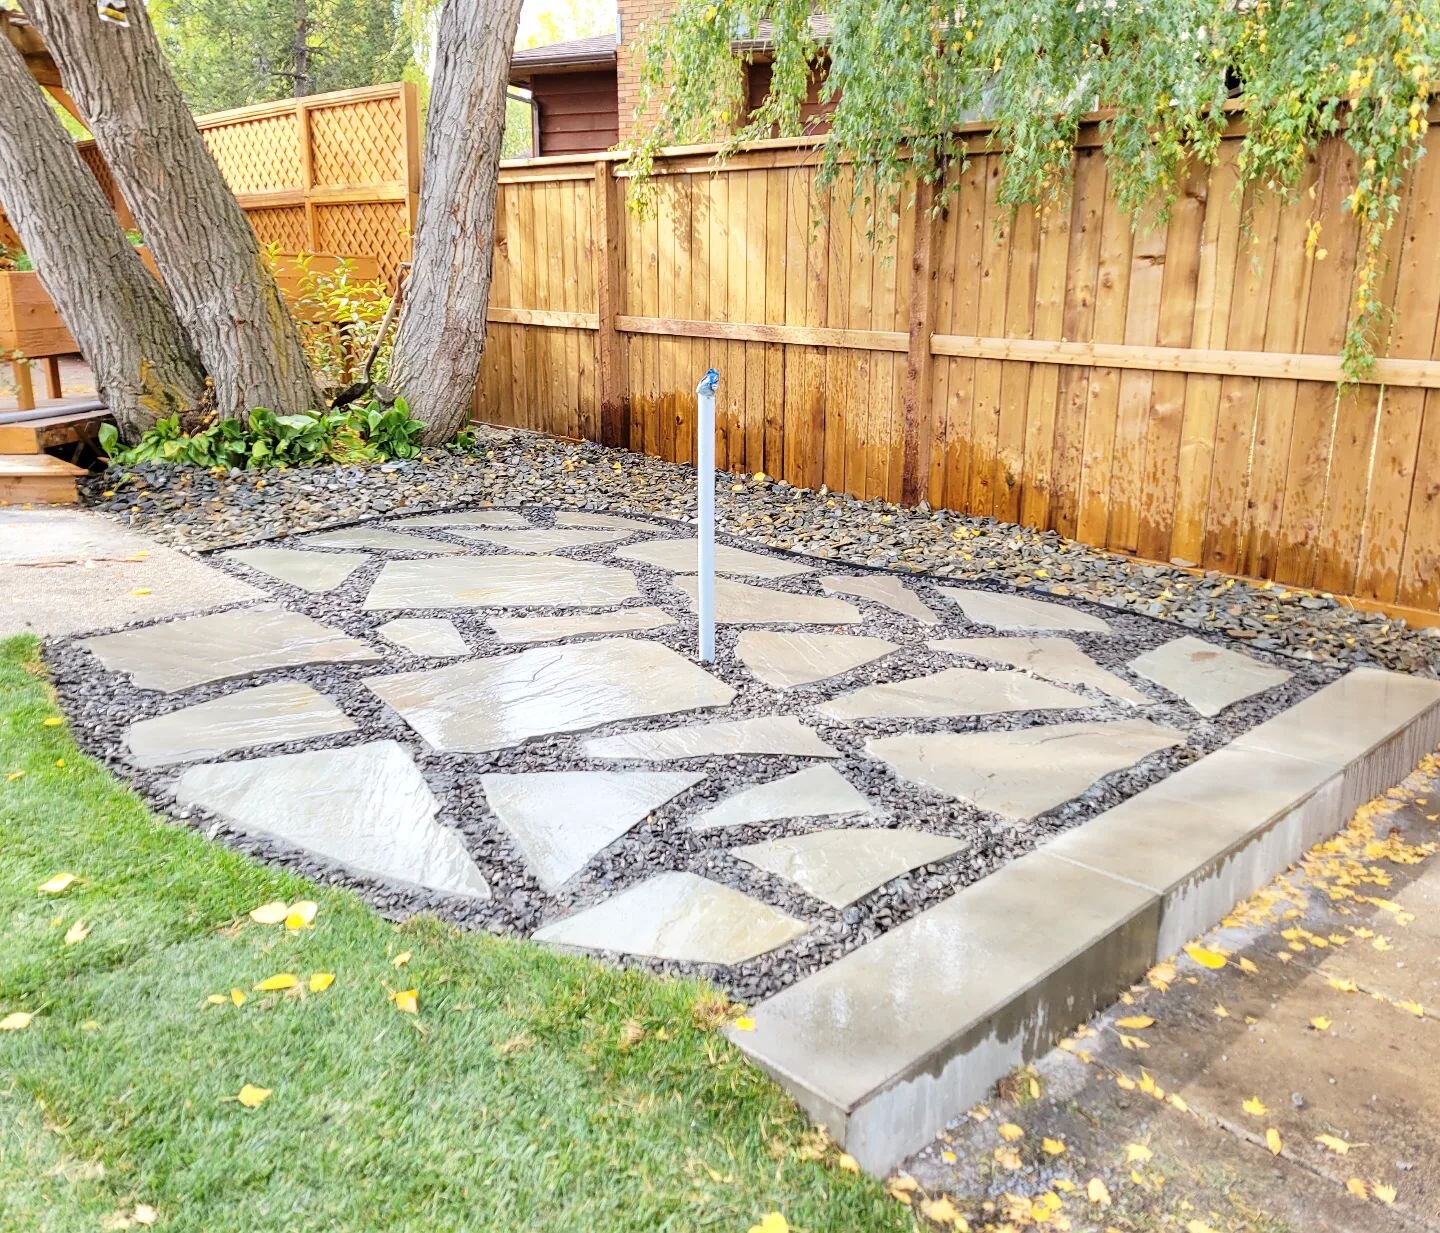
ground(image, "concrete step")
xmin=0 ymin=452 xmax=87 ymax=504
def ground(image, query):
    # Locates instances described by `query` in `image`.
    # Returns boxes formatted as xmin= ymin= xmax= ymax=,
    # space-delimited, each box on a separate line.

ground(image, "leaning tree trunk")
xmin=387 ymin=0 xmax=525 ymax=443
xmin=0 ymin=36 xmax=205 ymax=440
xmin=24 ymin=0 xmax=321 ymax=422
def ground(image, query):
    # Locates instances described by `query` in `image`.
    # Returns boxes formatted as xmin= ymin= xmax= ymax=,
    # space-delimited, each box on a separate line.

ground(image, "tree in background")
xmin=150 ymin=0 xmax=417 ymax=114
xmin=629 ymin=0 xmax=1437 ymax=378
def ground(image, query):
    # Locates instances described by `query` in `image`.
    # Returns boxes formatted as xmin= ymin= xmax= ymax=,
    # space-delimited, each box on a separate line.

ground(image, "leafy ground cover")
xmin=0 ymin=635 xmax=909 ymax=1233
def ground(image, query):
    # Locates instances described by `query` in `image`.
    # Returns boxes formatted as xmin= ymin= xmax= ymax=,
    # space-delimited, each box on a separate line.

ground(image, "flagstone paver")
xmin=554 ymin=511 xmax=662 ymax=533
xmin=819 ymin=574 xmax=941 ymax=625
xmin=81 ymin=607 xmax=381 ymax=692
xmin=124 ymin=681 xmax=355 ymax=767
xmin=364 ymin=555 xmax=640 ymax=611
xmin=376 ymin=618 xmax=469 ymax=658
xmin=173 ymin=740 xmax=490 ymax=899
xmin=732 ymin=828 xmax=966 ymax=908
xmin=533 ymin=871 xmax=809 ymax=963
xmin=488 ymin=607 xmax=675 ymax=645
xmin=482 ymin=770 xmax=704 ymax=890
xmin=394 ymin=510 xmax=530 ymax=528
xmin=866 ymin=720 xmax=1185 ymax=822
xmin=689 ymin=765 xmax=873 ymax=831
xmin=736 ymin=630 xmax=899 ymax=689
xmin=584 ymin=715 xmax=839 ymax=761
xmin=673 ymin=576 xmax=862 ymax=625
xmin=819 ymin=666 xmax=1089 ymax=723
xmin=449 ymin=527 xmax=630 ymax=554
xmin=223 ymin=546 xmax=370 ymax=593
xmin=367 ymin=638 xmax=735 ymax=752
xmin=1129 ymin=634 xmax=1293 ymax=716
xmin=618 ymin=538 xmax=813 ymax=578
xmin=937 ymin=587 xmax=1111 ymax=633
xmin=929 ymin=636 xmax=1151 ymax=706
xmin=301 ymin=527 xmax=464 ymax=554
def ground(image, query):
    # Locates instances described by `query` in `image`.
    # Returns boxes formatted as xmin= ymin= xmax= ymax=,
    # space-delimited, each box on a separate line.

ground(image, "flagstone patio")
xmin=48 ymin=501 xmax=1440 ymax=1175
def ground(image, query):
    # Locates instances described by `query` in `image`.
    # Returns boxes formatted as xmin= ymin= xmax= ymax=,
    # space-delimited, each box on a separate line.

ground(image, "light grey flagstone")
xmin=222 ymin=547 xmax=370 ymax=593
xmin=819 ymin=666 xmax=1088 ymax=722
xmin=583 ymin=715 xmax=839 ymax=761
xmin=672 ymin=576 xmax=862 ymax=625
xmin=617 ymin=538 xmax=813 ymax=578
xmin=300 ymin=527 xmax=464 ymax=554
xmin=448 ymin=527 xmax=630 ymax=554
xmin=736 ymin=630 xmax=899 ymax=689
xmin=376 ymin=618 xmax=470 ymax=658
xmin=819 ymin=574 xmax=941 ymax=625
xmin=488 ymin=606 xmax=675 ymax=645
xmin=364 ymin=555 xmax=640 ymax=610
xmin=936 ymin=587 xmax=1111 ymax=633
xmin=553 ymin=510 xmax=663 ymax=534
xmin=1129 ymin=635 xmax=1293 ymax=717
xmin=928 ymin=636 xmax=1151 ymax=705
xmin=393 ymin=510 xmax=530 ymax=528
xmin=732 ymin=827 xmax=965 ymax=907
xmin=688 ymin=765 xmax=873 ymax=831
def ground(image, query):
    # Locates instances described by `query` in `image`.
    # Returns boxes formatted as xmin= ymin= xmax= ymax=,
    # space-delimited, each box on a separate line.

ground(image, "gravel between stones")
xmin=48 ymin=499 xmax=1335 ymax=1004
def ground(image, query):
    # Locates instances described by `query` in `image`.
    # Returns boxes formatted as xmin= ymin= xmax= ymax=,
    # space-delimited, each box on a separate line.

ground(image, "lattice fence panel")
xmin=203 ymin=112 xmax=304 ymax=195
xmin=310 ymin=97 xmax=406 ymax=187
xmin=314 ymin=203 xmax=410 ymax=281
xmin=247 ymin=206 xmax=311 ymax=253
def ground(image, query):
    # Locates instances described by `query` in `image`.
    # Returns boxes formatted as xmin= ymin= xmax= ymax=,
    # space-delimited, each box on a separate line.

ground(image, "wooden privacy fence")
xmin=73 ymin=82 xmax=421 ymax=283
xmin=474 ymin=114 xmax=1440 ymax=618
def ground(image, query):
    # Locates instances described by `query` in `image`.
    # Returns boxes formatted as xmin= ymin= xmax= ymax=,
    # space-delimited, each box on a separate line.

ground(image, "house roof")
xmin=510 ymin=33 xmax=617 ymax=81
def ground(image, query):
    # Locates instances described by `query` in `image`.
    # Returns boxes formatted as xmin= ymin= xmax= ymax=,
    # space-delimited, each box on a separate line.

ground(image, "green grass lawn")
xmin=0 ymin=635 xmax=912 ymax=1233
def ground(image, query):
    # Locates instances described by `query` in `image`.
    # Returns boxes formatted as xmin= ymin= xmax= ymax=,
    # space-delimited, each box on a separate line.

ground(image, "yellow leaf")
xmin=284 ymin=901 xmax=318 ymax=930
xmin=1124 ymin=1143 xmax=1153 ymax=1164
xmin=1242 ymin=1097 xmax=1268 ymax=1117
xmin=308 ymin=972 xmax=335 ymax=993
xmin=42 ymin=717 xmax=63 ymax=728
xmin=7 ymin=770 xmax=26 ymax=782
xmin=230 ymin=988 xmax=246 ymax=1007
xmin=1115 ymin=1074 xmax=1136 ymax=1090
xmin=1168 ymin=1093 xmax=1191 ymax=1113
xmin=1328 ymin=976 xmax=1359 ymax=994
xmin=1053 ymin=1178 xmax=1077 ymax=1193
xmin=392 ymin=988 xmax=419 ymax=1015
xmin=252 ymin=972 xmax=298 ymax=992
xmin=206 ymin=994 xmax=228 ymax=1006
xmin=1087 ymin=1178 xmax=1111 ymax=1206
xmin=1394 ymin=1000 xmax=1425 ymax=1017
xmin=1373 ymin=1182 xmax=1397 ymax=1205
xmin=248 ymin=900 xmax=290 ymax=925
xmin=1042 ymin=1137 xmax=1066 ymax=1156
xmin=1116 ymin=1015 xmax=1154 ymax=1030
xmin=732 ymin=1016 xmax=756 ymax=1032
xmin=1213 ymin=1003 xmax=1230 ymax=1018
xmin=80 ymin=1019 xmax=99 ymax=1031
xmin=1238 ymin=957 xmax=1259 ymax=974
xmin=1266 ymin=1128 xmax=1283 ymax=1155
xmin=1118 ymin=1034 xmax=1150 ymax=1050
xmin=38 ymin=872 xmax=78 ymax=895
xmin=236 ymin=1083 xmax=271 ymax=1109
xmin=993 ymin=1147 xmax=1022 ymax=1170
xmin=886 ymin=1175 xmax=919 ymax=1193
xmin=1310 ymin=1016 xmax=1332 ymax=1031
xmin=392 ymin=950 xmax=412 ymax=968
xmin=1316 ymin=1134 xmax=1351 ymax=1154
xmin=1186 ymin=1222 xmax=1219 ymax=1233
xmin=63 ymin=919 xmax=90 ymax=946
xmin=1184 ymin=944 xmax=1227 ymax=969
xmin=132 ymin=1204 xmax=158 ymax=1226
xmin=837 ymin=1153 xmax=859 ymax=1174
xmin=1346 ymin=1177 xmax=1369 ymax=1199
xmin=998 ymin=1122 xmax=1024 ymax=1142
xmin=920 ymin=1196 xmax=962 ymax=1224
xmin=1146 ymin=961 xmax=1176 ymax=991
xmin=747 ymin=1213 xmax=789 ymax=1233
xmin=941 ymin=1150 xmax=957 ymax=1164
xmin=0 ymin=1011 xmax=33 ymax=1031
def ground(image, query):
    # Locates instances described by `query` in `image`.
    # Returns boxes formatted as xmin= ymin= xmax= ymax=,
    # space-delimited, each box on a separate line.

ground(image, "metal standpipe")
xmin=695 ymin=368 xmax=719 ymax=663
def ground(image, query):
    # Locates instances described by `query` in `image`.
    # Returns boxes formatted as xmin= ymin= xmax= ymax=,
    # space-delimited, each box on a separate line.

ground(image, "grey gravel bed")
xmin=47 ymin=503 xmax=1335 ymax=1003
xmin=79 ymin=425 xmax=1440 ymax=679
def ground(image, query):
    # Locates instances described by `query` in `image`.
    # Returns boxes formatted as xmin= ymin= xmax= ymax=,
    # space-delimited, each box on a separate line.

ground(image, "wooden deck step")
xmin=0 ymin=453 xmax=87 ymax=505
xmin=0 ymin=404 xmax=111 ymax=454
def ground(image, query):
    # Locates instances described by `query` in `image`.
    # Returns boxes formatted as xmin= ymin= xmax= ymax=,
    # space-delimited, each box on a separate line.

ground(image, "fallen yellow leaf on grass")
xmin=747 ymin=1213 xmax=789 ymax=1233
xmin=0 ymin=1011 xmax=33 ymax=1031
xmin=235 ymin=1084 xmax=271 ymax=1109
xmin=42 ymin=717 xmax=63 ymax=728
xmin=1042 ymin=1137 xmax=1066 ymax=1156
xmin=6 ymin=770 xmax=25 ymax=782
xmin=1087 ymin=1178 xmax=1111 ymax=1206
xmin=253 ymin=973 xmax=298 ymax=992
xmin=38 ymin=872 xmax=77 ymax=895
xmin=1116 ymin=1015 xmax=1155 ymax=1030
xmin=230 ymin=988 xmax=246 ymax=1007
xmin=1316 ymin=1134 xmax=1351 ymax=1154
xmin=1346 ymin=1178 xmax=1369 ymax=1199
xmin=1184 ymin=944 xmax=1227 ymax=969
xmin=308 ymin=972 xmax=335 ymax=993
xmin=1373 ymin=1182 xmax=1397 ymax=1205
xmin=132 ymin=1203 xmax=158 ymax=1226
xmin=1310 ymin=1016 xmax=1332 ymax=1031
xmin=1186 ymin=1222 xmax=1219 ymax=1233
xmin=836 ymin=1153 xmax=859 ymax=1174
xmin=1124 ymin=1143 xmax=1153 ymax=1164
xmin=998 ymin=1122 xmax=1024 ymax=1142
xmin=919 ymin=1195 xmax=963 ymax=1225
xmin=248 ymin=901 xmax=290 ymax=925
xmin=284 ymin=901 xmax=318 ymax=930
xmin=1242 ymin=1097 xmax=1268 ymax=1117
xmin=392 ymin=950 xmax=412 ymax=968
xmin=1266 ymin=1128 xmax=1283 ymax=1155
xmin=63 ymin=919 xmax=89 ymax=946
xmin=206 ymin=994 xmax=228 ymax=1006
xmin=391 ymin=988 xmax=419 ymax=1015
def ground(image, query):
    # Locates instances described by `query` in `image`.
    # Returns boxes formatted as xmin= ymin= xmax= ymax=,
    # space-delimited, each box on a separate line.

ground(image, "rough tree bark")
xmin=0 ymin=36 xmax=206 ymax=440
xmin=24 ymin=0 xmax=321 ymax=422
xmin=387 ymin=0 xmax=525 ymax=443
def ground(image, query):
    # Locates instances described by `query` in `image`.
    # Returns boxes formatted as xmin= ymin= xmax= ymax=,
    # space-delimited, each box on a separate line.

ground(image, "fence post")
xmin=900 ymin=174 xmax=939 ymax=506
xmin=592 ymin=159 xmax=627 ymax=449
xmin=296 ymin=99 xmax=318 ymax=253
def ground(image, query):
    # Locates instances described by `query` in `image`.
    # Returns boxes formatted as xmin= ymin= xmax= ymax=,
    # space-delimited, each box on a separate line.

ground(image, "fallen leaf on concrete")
xmin=919 ymin=1196 xmax=963 ymax=1225
xmin=1373 ymin=1182 xmax=1397 ymax=1205
xmin=998 ymin=1123 xmax=1024 ymax=1142
xmin=1086 ymin=1178 xmax=1111 ymax=1205
xmin=1328 ymin=977 xmax=1360 ymax=994
xmin=1266 ymin=1128 xmax=1283 ymax=1155
xmin=1394 ymin=1000 xmax=1425 ymax=1017
xmin=1118 ymin=1034 xmax=1150 ymax=1050
xmin=1310 ymin=1016 xmax=1332 ymax=1031
xmin=1124 ymin=1143 xmax=1153 ymax=1164
xmin=1346 ymin=1178 xmax=1369 ymax=1199
xmin=1116 ymin=1015 xmax=1155 ymax=1030
xmin=1238 ymin=957 xmax=1259 ymax=974
xmin=1184 ymin=944 xmax=1227 ymax=969
xmin=1242 ymin=1097 xmax=1268 ymax=1117
xmin=1316 ymin=1134 xmax=1351 ymax=1155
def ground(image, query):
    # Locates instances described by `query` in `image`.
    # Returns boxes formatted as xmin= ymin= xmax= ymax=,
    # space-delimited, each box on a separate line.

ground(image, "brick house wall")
xmin=616 ymin=0 xmax=669 ymax=144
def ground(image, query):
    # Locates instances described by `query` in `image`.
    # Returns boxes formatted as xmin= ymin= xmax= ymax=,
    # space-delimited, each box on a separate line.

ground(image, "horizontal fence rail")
xmin=475 ymin=117 xmax=1440 ymax=618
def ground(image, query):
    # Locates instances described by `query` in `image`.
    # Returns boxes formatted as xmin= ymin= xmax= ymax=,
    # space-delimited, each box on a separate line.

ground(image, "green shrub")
xmin=98 ymin=398 xmax=427 ymax=470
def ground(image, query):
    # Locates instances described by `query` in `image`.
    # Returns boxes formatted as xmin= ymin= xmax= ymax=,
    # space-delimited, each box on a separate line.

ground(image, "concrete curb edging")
xmin=728 ymin=668 xmax=1440 ymax=1175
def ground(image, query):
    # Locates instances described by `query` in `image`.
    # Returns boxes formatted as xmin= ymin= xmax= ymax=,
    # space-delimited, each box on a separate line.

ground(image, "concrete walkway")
xmin=898 ymin=753 xmax=1440 ymax=1233
xmin=0 ymin=507 xmax=262 ymax=639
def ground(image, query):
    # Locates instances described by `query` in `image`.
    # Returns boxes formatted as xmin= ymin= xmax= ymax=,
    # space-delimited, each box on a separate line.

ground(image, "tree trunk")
xmin=24 ymin=0 xmax=321 ymax=422
xmin=387 ymin=0 xmax=525 ymax=443
xmin=292 ymin=0 xmax=311 ymax=97
xmin=0 ymin=37 xmax=205 ymax=440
